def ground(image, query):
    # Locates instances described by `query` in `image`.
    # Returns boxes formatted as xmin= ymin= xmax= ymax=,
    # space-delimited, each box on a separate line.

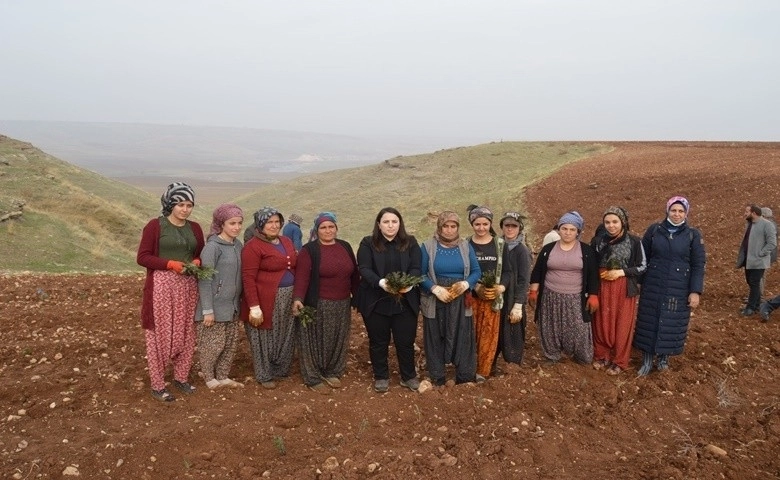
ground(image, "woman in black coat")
xmin=357 ymin=207 xmax=422 ymax=393
xmin=634 ymin=196 xmax=706 ymax=375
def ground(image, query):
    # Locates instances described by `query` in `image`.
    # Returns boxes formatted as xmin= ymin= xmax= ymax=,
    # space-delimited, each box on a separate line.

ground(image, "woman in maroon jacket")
xmin=241 ymin=206 xmax=298 ymax=389
xmin=137 ymin=182 xmax=204 ymax=402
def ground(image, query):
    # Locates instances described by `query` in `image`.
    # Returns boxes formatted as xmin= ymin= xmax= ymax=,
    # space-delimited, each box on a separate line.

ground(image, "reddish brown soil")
xmin=2 ymin=142 xmax=780 ymax=479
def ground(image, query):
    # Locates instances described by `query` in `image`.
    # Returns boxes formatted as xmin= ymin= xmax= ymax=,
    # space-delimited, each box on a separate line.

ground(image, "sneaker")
xmin=374 ymin=379 xmax=389 ymax=393
xmin=205 ymin=379 xmax=222 ymax=389
xmin=173 ymin=381 xmax=196 ymax=394
xmin=308 ymin=382 xmax=331 ymax=395
xmin=400 ymin=378 xmax=420 ymax=391
xmin=260 ymin=380 xmax=277 ymax=390
xmin=219 ymin=378 xmax=244 ymax=388
xmin=322 ymin=377 xmax=341 ymax=388
xmin=151 ymin=388 xmax=175 ymax=402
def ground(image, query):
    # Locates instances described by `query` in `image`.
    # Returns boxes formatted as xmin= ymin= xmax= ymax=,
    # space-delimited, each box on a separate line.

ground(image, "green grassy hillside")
xmin=0 ymin=134 xmax=610 ymax=272
xmin=235 ymin=142 xmax=611 ymax=246
xmin=0 ymin=135 xmax=205 ymax=272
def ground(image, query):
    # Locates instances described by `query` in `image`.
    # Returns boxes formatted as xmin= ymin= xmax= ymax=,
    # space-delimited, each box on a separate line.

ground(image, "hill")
xmin=0 ymin=134 xmax=610 ymax=272
xmin=234 ymin=142 xmax=610 ymax=246
xmin=1 ymin=142 xmax=779 ymax=478
xmin=0 ymin=135 xmax=170 ymax=272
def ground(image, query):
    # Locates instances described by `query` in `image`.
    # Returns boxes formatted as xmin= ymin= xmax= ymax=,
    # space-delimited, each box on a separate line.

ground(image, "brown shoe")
xmin=322 ymin=377 xmax=341 ymax=388
xmin=308 ymin=382 xmax=331 ymax=395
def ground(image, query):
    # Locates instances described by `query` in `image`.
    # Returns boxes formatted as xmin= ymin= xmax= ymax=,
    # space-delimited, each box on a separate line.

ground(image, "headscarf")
xmin=666 ymin=196 xmax=690 ymax=214
xmin=601 ymin=206 xmax=629 ymax=248
xmin=761 ymin=207 xmax=773 ymax=219
xmin=160 ymin=182 xmax=195 ymax=216
xmin=288 ymin=213 xmax=303 ymax=225
xmin=557 ymin=211 xmax=584 ymax=232
xmin=434 ymin=211 xmax=461 ymax=248
xmin=468 ymin=206 xmax=493 ymax=225
xmin=665 ymin=196 xmax=689 ymax=228
xmin=309 ymin=211 xmax=337 ymax=242
xmin=209 ymin=203 xmax=243 ymax=238
xmin=253 ymin=206 xmax=284 ymax=242
xmin=603 ymin=206 xmax=629 ymax=233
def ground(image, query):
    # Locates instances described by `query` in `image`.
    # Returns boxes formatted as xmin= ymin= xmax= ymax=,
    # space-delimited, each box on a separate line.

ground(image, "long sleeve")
xmin=293 ymin=247 xmax=313 ymax=301
xmin=197 ymin=242 xmax=219 ymax=314
xmin=689 ymin=229 xmax=706 ymax=294
xmin=466 ymin=244 xmax=481 ymax=288
xmin=136 ymin=219 xmax=168 ymax=270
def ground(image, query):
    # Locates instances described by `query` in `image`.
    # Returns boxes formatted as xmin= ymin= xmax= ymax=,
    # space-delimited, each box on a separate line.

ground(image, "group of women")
xmin=529 ymin=197 xmax=706 ymax=377
xmin=137 ymin=183 xmax=705 ymax=402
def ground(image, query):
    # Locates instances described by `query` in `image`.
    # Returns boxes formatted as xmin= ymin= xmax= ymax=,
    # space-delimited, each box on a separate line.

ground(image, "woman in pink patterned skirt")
xmin=137 ymin=182 xmax=204 ymax=402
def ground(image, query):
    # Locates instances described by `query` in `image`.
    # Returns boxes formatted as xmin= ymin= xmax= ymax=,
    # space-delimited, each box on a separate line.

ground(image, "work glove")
xmin=527 ymin=289 xmax=538 ymax=309
xmin=431 ymin=286 xmax=453 ymax=303
xmin=166 ymin=260 xmax=185 ymax=274
xmin=587 ymin=295 xmax=599 ymax=314
xmin=476 ymin=284 xmax=497 ymax=300
xmin=509 ymin=303 xmax=524 ymax=323
xmin=249 ymin=306 xmax=264 ymax=327
xmin=378 ymin=279 xmax=392 ymax=293
xmin=449 ymin=281 xmax=470 ymax=297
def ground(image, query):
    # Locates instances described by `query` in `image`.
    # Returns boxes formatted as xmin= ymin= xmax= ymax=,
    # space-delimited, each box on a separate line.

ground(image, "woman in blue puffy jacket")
xmin=633 ymin=196 xmax=706 ymax=376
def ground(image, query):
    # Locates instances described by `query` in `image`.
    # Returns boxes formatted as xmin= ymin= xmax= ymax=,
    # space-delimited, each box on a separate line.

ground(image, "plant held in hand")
xmin=479 ymin=270 xmax=498 ymax=288
xmin=182 ymin=263 xmax=217 ymax=279
xmin=296 ymin=305 xmax=317 ymax=328
xmin=384 ymin=271 xmax=423 ymax=299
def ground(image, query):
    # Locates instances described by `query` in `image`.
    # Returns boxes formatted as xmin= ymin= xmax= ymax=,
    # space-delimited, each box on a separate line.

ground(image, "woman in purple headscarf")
xmin=633 ymin=196 xmax=706 ymax=375
xmin=195 ymin=204 xmax=245 ymax=389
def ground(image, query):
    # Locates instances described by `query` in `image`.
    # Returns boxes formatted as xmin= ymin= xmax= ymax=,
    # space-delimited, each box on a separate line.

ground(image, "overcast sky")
xmin=1 ymin=1 xmax=778 ymax=142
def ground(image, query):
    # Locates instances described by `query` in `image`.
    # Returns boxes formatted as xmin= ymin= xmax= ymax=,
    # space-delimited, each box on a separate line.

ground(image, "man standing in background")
xmin=736 ymin=205 xmax=777 ymax=316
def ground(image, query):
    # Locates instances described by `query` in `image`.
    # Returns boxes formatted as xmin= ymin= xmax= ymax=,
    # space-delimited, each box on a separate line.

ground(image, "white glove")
xmin=509 ymin=303 xmax=523 ymax=323
xmin=450 ymin=281 xmax=470 ymax=297
xmin=379 ymin=279 xmax=392 ymax=293
xmin=432 ymin=286 xmax=452 ymax=303
xmin=249 ymin=306 xmax=263 ymax=326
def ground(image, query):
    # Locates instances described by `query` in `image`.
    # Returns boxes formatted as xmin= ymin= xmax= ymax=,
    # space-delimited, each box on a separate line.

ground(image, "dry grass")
xmin=0 ymin=134 xmax=611 ymax=272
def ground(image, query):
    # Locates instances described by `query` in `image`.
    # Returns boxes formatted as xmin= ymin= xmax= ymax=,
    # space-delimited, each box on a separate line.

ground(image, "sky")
xmin=1 ymin=1 xmax=778 ymax=142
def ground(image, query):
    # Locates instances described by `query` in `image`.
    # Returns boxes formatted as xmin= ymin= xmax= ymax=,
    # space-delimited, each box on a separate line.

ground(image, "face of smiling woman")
xmin=471 ymin=217 xmax=492 ymax=240
xmin=261 ymin=214 xmax=282 ymax=239
xmin=603 ymin=214 xmax=623 ymax=237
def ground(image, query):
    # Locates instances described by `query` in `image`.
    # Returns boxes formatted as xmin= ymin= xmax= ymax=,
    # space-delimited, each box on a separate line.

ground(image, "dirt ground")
xmin=2 ymin=142 xmax=780 ymax=479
